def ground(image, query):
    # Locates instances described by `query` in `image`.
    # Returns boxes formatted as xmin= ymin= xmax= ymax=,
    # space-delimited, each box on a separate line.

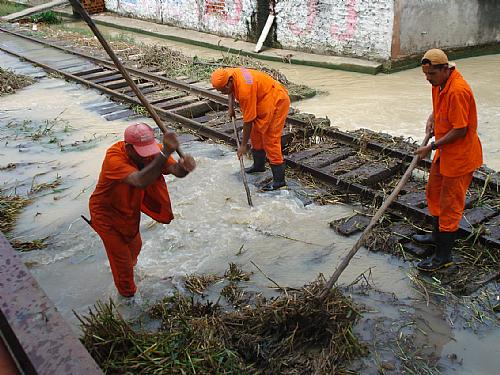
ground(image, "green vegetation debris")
xmin=184 ymin=273 xmax=223 ymax=295
xmin=0 ymin=0 xmax=25 ymax=17
xmin=0 ymin=190 xmax=31 ymax=233
xmin=33 ymin=24 xmax=316 ymax=101
xmin=224 ymin=262 xmax=251 ymax=281
xmin=78 ymin=275 xmax=364 ymax=374
xmin=30 ymin=11 xmax=62 ymax=24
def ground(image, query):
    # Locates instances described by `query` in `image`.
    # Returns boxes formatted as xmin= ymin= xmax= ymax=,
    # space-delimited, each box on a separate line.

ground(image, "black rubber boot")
xmin=245 ymin=149 xmax=266 ymax=174
xmin=262 ymin=163 xmax=287 ymax=191
xmin=413 ymin=216 xmax=439 ymax=244
xmin=417 ymin=231 xmax=455 ymax=272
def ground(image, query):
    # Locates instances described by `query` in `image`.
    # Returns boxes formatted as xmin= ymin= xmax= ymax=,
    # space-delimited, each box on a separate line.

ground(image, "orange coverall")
xmin=89 ymin=141 xmax=176 ymax=297
xmin=229 ymin=67 xmax=290 ymax=164
xmin=426 ymin=69 xmax=482 ymax=232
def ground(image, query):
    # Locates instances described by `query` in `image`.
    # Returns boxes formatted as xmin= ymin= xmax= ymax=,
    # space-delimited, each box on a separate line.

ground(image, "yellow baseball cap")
xmin=421 ymin=49 xmax=455 ymax=67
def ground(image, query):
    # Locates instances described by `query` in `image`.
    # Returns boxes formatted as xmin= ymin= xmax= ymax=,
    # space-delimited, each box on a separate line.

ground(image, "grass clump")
xmin=0 ymin=0 xmax=25 ymax=17
xmin=0 ymin=67 xmax=35 ymax=96
xmin=184 ymin=273 xmax=222 ymax=295
xmin=0 ymin=189 xmax=50 ymax=251
xmin=30 ymin=10 xmax=61 ymax=24
xmin=79 ymin=275 xmax=364 ymax=374
xmin=0 ymin=190 xmax=31 ymax=233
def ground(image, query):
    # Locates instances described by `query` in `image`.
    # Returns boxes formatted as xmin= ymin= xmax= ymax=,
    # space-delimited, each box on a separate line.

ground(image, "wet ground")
xmin=1 ymin=25 xmax=499 ymax=374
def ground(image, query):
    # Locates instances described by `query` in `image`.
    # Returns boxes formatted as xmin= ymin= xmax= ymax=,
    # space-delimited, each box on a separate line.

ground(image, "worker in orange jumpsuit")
xmin=88 ymin=123 xmax=196 ymax=299
xmin=414 ymin=49 xmax=482 ymax=272
xmin=211 ymin=67 xmax=290 ymax=191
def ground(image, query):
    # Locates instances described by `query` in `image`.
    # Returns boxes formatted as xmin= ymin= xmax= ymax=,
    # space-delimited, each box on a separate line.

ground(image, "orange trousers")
xmin=94 ymin=226 xmax=142 ymax=297
xmin=250 ymin=97 xmax=290 ymax=164
xmin=426 ymin=161 xmax=473 ymax=232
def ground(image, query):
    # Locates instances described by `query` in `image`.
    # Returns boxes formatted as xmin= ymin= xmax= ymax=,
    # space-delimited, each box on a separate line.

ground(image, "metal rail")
xmin=2 ymin=26 xmax=498 ymax=190
xmin=0 ymin=233 xmax=103 ymax=375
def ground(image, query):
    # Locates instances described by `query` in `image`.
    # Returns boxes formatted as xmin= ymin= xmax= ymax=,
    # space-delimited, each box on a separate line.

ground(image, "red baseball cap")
xmin=124 ymin=123 xmax=160 ymax=157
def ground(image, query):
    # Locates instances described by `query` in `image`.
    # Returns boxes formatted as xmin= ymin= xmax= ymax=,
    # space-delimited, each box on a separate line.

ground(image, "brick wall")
xmin=81 ymin=0 xmax=105 ymax=14
xmin=205 ymin=0 xmax=226 ymax=15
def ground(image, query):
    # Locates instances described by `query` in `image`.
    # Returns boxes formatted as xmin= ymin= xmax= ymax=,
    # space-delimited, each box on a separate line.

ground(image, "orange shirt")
xmin=432 ymin=69 xmax=482 ymax=177
xmin=89 ymin=141 xmax=176 ymax=239
xmin=229 ymin=67 xmax=289 ymax=133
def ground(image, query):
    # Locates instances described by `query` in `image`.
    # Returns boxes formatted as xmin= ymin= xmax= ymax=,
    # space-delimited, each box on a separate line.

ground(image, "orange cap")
xmin=211 ymin=69 xmax=230 ymax=89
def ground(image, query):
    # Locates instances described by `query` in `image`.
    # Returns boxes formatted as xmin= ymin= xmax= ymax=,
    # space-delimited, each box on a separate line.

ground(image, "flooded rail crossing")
xmin=1 ymin=25 xmax=500 ymax=250
xmin=1 ymin=22 xmax=499 ymax=375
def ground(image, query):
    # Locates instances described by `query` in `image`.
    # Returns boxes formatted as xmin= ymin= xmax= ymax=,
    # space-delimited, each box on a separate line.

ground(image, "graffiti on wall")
xmin=159 ymin=0 xmax=199 ymax=21
xmin=330 ymin=0 xmax=358 ymax=40
xmin=204 ymin=0 xmax=243 ymax=25
xmin=286 ymin=0 xmax=359 ymax=41
xmin=287 ymin=0 xmax=317 ymax=36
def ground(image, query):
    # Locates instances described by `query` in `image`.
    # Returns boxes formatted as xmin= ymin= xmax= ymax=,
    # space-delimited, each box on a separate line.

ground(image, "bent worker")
xmin=414 ymin=49 xmax=482 ymax=272
xmin=211 ymin=67 xmax=290 ymax=191
xmin=88 ymin=123 xmax=196 ymax=300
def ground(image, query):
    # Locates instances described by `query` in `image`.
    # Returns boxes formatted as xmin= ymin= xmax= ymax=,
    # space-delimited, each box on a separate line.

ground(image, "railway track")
xmin=1 ymin=24 xmax=500 ymax=253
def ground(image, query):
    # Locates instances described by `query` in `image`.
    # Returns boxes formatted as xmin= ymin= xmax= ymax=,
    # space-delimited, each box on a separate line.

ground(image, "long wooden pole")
xmin=68 ymin=0 xmax=183 ymax=158
xmin=318 ymin=133 xmax=432 ymax=300
xmin=232 ymin=117 xmax=253 ymax=207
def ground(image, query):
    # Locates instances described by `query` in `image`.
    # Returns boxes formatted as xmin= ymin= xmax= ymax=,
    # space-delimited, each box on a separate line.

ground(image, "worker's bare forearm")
xmin=435 ymin=127 xmax=467 ymax=147
xmin=241 ymin=122 xmax=252 ymax=145
xmin=125 ymin=152 xmax=172 ymax=188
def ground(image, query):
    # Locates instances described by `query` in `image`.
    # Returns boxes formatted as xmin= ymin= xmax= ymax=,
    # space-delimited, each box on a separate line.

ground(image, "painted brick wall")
xmin=82 ymin=0 xmax=106 ymax=14
xmin=275 ymin=0 xmax=394 ymax=60
xmin=105 ymin=0 xmax=394 ymax=60
xmin=105 ymin=0 xmax=255 ymax=38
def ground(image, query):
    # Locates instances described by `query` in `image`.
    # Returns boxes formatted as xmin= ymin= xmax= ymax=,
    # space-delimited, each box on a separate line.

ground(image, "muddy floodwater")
xmin=1 ymin=35 xmax=499 ymax=375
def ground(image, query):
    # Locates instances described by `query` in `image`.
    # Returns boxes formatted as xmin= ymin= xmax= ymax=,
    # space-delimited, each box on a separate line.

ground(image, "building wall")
xmin=397 ymin=0 xmax=500 ymax=57
xmin=275 ymin=0 xmax=394 ymax=60
xmin=105 ymin=0 xmax=256 ymax=38
xmin=105 ymin=0 xmax=395 ymax=61
xmin=103 ymin=0 xmax=500 ymax=62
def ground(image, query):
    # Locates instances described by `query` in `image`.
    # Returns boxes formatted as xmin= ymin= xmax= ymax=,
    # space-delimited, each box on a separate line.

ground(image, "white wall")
xmin=105 ymin=0 xmax=256 ymax=38
xmin=275 ymin=0 xmax=394 ymax=60
xmin=105 ymin=0 xmax=395 ymax=61
xmin=398 ymin=0 xmax=500 ymax=56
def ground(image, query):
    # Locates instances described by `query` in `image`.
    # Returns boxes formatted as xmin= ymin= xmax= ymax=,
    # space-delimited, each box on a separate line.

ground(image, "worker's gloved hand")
xmin=178 ymin=154 xmax=196 ymax=172
xmin=162 ymin=132 xmax=179 ymax=155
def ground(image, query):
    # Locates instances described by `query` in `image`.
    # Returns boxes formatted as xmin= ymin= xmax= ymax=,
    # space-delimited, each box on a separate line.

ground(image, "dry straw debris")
xmin=0 ymin=67 xmax=35 ymax=96
xmin=78 ymin=272 xmax=364 ymax=374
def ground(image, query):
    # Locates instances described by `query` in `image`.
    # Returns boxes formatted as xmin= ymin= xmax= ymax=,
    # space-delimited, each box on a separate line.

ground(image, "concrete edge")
xmin=386 ymin=43 xmax=500 ymax=73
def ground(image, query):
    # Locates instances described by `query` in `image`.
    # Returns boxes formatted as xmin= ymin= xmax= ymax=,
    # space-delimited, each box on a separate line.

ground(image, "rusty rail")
xmin=0 ymin=233 xmax=103 ymax=375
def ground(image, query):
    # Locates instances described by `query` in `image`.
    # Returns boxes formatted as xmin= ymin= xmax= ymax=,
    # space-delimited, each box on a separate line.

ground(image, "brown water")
xmin=1 ymin=31 xmax=499 ymax=374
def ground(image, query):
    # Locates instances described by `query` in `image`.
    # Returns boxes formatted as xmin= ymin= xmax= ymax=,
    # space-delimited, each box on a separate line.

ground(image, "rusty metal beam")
xmin=0 ymin=233 xmax=103 ymax=375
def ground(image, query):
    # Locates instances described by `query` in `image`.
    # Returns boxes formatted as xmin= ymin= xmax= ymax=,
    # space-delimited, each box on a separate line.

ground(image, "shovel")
xmin=68 ymin=0 xmax=184 ymax=158
xmin=232 ymin=117 xmax=253 ymax=207
xmin=318 ymin=133 xmax=432 ymax=300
